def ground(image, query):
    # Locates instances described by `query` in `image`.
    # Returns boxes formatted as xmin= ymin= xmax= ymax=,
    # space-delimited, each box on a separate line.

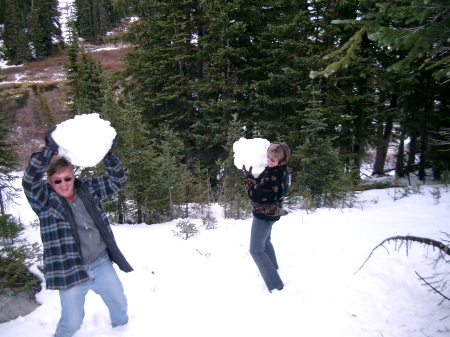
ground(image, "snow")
xmin=233 ymin=137 xmax=270 ymax=174
xmin=2 ymin=135 xmax=450 ymax=336
xmin=51 ymin=113 xmax=116 ymax=167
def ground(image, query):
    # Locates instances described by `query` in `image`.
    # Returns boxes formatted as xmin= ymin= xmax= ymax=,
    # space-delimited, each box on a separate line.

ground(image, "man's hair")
xmin=267 ymin=142 xmax=290 ymax=166
xmin=46 ymin=157 xmax=74 ymax=177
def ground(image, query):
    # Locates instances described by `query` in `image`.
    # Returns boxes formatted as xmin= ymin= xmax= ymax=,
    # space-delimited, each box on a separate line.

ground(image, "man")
xmin=22 ymin=125 xmax=133 ymax=337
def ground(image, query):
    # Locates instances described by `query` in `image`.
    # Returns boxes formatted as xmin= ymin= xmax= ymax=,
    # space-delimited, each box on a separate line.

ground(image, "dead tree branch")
xmin=355 ymin=235 xmax=450 ymax=274
xmin=415 ymin=271 xmax=450 ymax=302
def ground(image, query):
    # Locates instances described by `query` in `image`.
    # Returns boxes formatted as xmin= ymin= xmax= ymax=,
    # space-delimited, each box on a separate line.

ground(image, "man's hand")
xmin=242 ymin=165 xmax=252 ymax=176
xmin=45 ymin=125 xmax=58 ymax=154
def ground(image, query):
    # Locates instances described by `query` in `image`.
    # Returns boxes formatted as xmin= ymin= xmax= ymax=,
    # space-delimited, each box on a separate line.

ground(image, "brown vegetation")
xmin=1 ymin=46 xmax=131 ymax=169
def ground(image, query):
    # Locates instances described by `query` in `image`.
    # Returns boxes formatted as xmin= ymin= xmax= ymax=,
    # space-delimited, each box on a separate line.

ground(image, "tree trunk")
xmin=395 ymin=122 xmax=406 ymax=177
xmin=372 ymin=94 xmax=397 ymax=176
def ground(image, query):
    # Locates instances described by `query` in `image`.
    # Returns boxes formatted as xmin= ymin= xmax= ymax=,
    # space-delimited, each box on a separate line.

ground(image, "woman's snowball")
xmin=233 ymin=138 xmax=270 ymax=175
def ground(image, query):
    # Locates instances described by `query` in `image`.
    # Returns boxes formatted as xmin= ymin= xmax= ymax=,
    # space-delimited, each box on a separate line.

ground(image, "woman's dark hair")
xmin=267 ymin=142 xmax=290 ymax=166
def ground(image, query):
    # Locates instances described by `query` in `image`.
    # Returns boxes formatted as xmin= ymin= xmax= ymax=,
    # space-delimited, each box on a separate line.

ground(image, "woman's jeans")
xmin=54 ymin=250 xmax=128 ymax=337
xmin=250 ymin=216 xmax=284 ymax=291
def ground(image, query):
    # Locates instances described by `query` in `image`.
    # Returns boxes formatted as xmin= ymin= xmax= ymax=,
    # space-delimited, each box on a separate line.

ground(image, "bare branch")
xmin=415 ymin=271 xmax=450 ymax=302
xmin=354 ymin=235 xmax=450 ymax=274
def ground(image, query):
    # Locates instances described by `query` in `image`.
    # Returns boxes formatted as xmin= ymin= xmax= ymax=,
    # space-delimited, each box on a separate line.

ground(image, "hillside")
xmin=1 ymin=46 xmax=132 ymax=169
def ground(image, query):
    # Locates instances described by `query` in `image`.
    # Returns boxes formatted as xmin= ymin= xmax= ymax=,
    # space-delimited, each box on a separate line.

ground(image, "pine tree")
xmin=64 ymin=39 xmax=104 ymax=116
xmin=148 ymin=127 xmax=188 ymax=220
xmin=35 ymin=85 xmax=55 ymax=126
xmin=101 ymin=87 xmax=156 ymax=224
xmin=291 ymin=91 xmax=344 ymax=208
xmin=218 ymin=113 xmax=251 ymax=219
xmin=0 ymin=107 xmax=20 ymax=216
xmin=3 ymin=0 xmax=31 ymax=64
xmin=63 ymin=21 xmax=82 ymax=115
xmin=75 ymin=0 xmax=112 ymax=42
xmin=28 ymin=0 xmax=62 ymax=60
xmin=121 ymin=0 xmax=200 ymax=146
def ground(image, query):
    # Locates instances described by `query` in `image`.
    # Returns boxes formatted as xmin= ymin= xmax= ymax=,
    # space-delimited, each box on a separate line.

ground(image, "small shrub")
xmin=441 ymin=170 xmax=450 ymax=192
xmin=0 ymin=242 xmax=43 ymax=294
xmin=172 ymin=219 xmax=199 ymax=240
xmin=430 ymin=186 xmax=441 ymax=205
xmin=201 ymin=213 xmax=218 ymax=230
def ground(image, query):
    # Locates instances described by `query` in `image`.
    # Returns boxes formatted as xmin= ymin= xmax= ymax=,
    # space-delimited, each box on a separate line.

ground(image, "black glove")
xmin=242 ymin=165 xmax=252 ymax=176
xmin=45 ymin=125 xmax=58 ymax=154
xmin=105 ymin=134 xmax=118 ymax=159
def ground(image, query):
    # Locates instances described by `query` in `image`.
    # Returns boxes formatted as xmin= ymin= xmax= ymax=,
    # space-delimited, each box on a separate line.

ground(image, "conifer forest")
xmin=0 ymin=0 xmax=449 ymax=224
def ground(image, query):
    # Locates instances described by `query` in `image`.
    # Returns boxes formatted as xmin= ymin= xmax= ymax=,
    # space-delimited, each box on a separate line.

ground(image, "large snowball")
xmin=233 ymin=137 xmax=270 ymax=175
xmin=51 ymin=113 xmax=116 ymax=167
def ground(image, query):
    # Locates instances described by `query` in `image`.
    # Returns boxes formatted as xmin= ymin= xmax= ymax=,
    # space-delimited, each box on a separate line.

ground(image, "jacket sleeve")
xmin=22 ymin=147 xmax=53 ymax=214
xmin=88 ymin=153 xmax=127 ymax=200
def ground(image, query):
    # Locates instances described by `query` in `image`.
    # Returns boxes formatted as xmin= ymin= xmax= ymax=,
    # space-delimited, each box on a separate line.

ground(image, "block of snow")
xmin=233 ymin=137 xmax=270 ymax=175
xmin=51 ymin=113 xmax=116 ymax=167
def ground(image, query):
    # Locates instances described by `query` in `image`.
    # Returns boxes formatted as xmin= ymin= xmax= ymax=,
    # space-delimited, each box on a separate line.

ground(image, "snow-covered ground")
xmin=1 ymin=173 xmax=450 ymax=337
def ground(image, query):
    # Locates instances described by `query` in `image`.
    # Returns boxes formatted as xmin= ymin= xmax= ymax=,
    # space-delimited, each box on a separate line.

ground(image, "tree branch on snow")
xmin=354 ymin=235 xmax=450 ymax=274
xmin=415 ymin=271 xmax=450 ymax=303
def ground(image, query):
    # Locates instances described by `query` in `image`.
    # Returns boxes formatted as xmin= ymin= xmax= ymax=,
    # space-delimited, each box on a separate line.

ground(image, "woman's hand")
xmin=242 ymin=165 xmax=252 ymax=176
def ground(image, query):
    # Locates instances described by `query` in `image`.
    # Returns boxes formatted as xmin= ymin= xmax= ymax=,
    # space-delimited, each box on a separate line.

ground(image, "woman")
xmin=243 ymin=141 xmax=290 ymax=292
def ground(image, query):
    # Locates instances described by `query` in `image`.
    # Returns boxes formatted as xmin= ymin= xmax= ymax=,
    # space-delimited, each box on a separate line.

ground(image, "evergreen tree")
xmin=77 ymin=50 xmax=104 ymax=113
xmin=0 ymin=107 xmax=20 ymax=217
xmin=121 ymin=0 xmax=200 ymax=152
xmin=36 ymin=85 xmax=56 ymax=126
xmin=64 ymin=39 xmax=104 ymax=115
xmin=3 ymin=0 xmax=31 ymax=64
xmin=63 ymin=21 xmax=82 ymax=115
xmin=28 ymin=0 xmax=62 ymax=60
xmin=148 ymin=127 xmax=188 ymax=221
xmin=193 ymin=0 xmax=265 ymax=159
xmin=75 ymin=0 xmax=112 ymax=42
xmin=218 ymin=114 xmax=251 ymax=219
xmin=291 ymin=91 xmax=344 ymax=208
xmin=101 ymin=87 xmax=156 ymax=224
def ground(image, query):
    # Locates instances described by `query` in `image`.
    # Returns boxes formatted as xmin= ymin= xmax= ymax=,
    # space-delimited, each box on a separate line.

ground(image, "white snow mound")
xmin=233 ymin=137 xmax=270 ymax=175
xmin=51 ymin=113 xmax=116 ymax=167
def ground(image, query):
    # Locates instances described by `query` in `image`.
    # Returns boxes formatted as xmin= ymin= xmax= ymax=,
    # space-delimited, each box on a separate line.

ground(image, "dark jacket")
xmin=22 ymin=147 xmax=133 ymax=290
xmin=244 ymin=164 xmax=289 ymax=221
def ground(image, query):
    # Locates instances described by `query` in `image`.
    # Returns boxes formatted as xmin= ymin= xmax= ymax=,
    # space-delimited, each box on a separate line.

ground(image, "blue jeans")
xmin=249 ymin=216 xmax=283 ymax=292
xmin=54 ymin=250 xmax=128 ymax=337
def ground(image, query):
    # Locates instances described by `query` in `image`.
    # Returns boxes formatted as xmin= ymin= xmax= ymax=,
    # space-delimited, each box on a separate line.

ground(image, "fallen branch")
xmin=415 ymin=271 xmax=450 ymax=302
xmin=354 ymin=235 xmax=450 ymax=274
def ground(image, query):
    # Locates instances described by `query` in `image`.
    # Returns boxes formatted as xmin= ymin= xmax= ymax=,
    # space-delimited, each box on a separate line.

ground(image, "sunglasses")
xmin=53 ymin=177 xmax=73 ymax=185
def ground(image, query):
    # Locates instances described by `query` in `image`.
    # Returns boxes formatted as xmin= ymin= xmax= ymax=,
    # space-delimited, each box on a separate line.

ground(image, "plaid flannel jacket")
xmin=22 ymin=147 xmax=132 ymax=290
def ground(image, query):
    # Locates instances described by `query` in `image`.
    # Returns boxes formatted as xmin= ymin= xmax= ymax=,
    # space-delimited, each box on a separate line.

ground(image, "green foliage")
xmin=441 ymin=170 xmax=450 ymax=192
xmin=172 ymin=219 xmax=199 ymax=240
xmin=201 ymin=213 xmax=218 ymax=230
xmin=0 ymin=242 xmax=42 ymax=294
xmin=0 ymin=107 xmax=20 ymax=215
xmin=65 ymin=45 xmax=104 ymax=116
xmin=218 ymin=114 xmax=251 ymax=219
xmin=0 ymin=214 xmax=23 ymax=245
xmin=291 ymin=91 xmax=347 ymax=208
xmin=28 ymin=0 xmax=62 ymax=59
xmin=2 ymin=0 xmax=61 ymax=64
xmin=2 ymin=0 xmax=31 ymax=64
xmin=430 ymin=186 xmax=441 ymax=205
xmin=146 ymin=127 xmax=189 ymax=221
xmin=0 ymin=214 xmax=42 ymax=294
xmin=36 ymin=86 xmax=55 ymax=126
xmin=75 ymin=0 xmax=111 ymax=42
